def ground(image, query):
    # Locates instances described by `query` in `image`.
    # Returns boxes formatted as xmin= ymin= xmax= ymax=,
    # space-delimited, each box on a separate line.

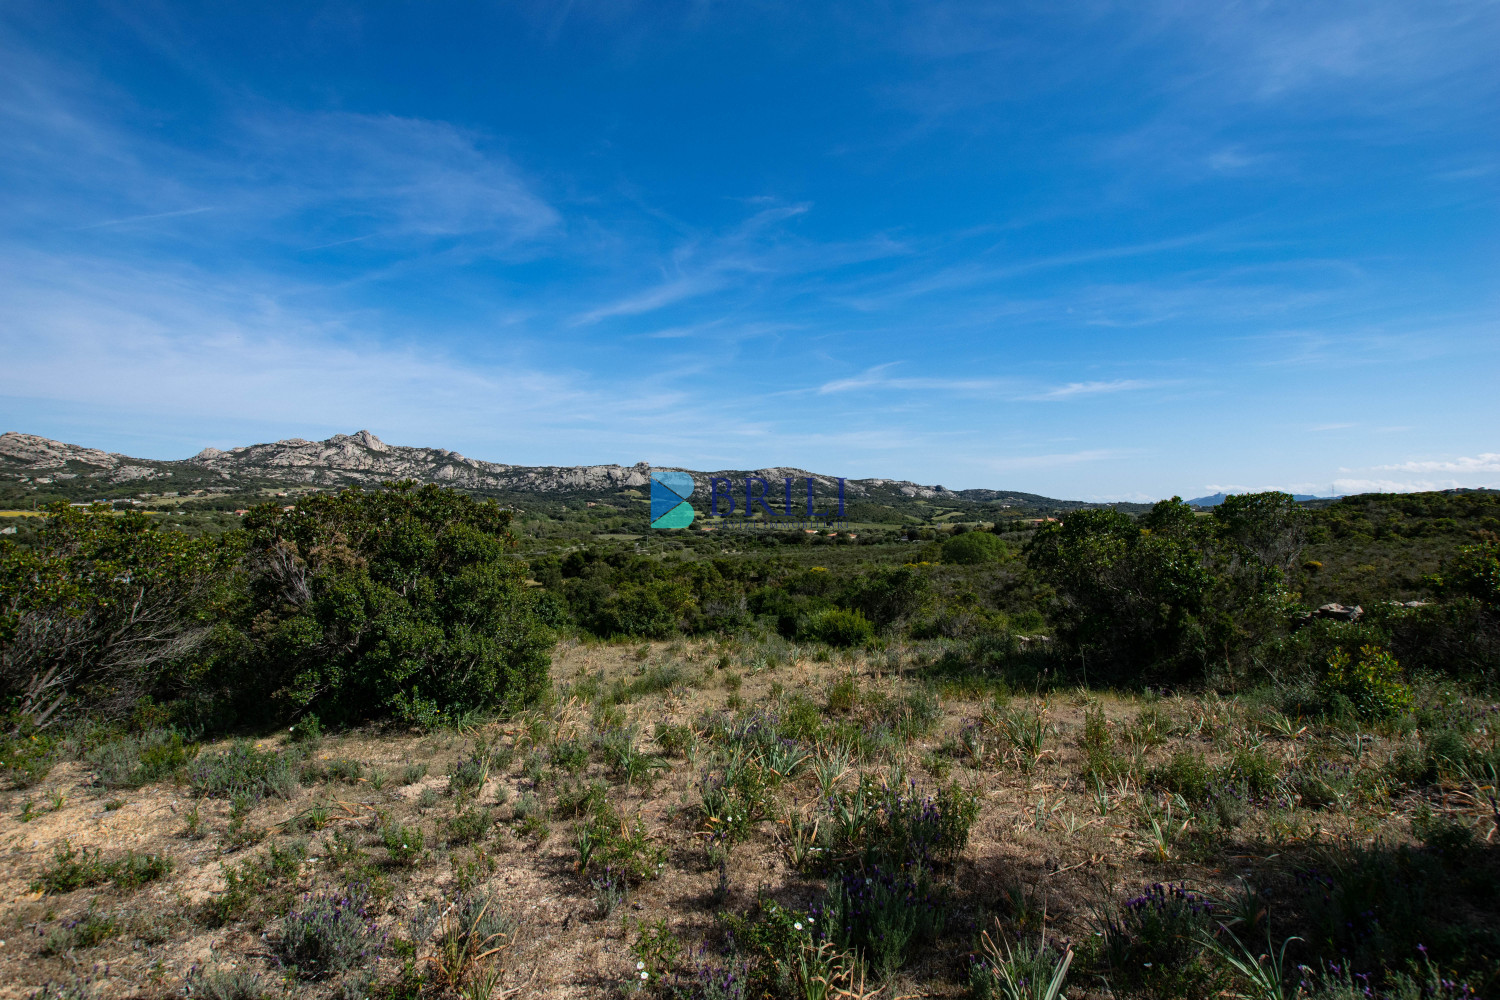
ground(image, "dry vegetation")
xmin=2 ymin=637 xmax=1496 ymax=1000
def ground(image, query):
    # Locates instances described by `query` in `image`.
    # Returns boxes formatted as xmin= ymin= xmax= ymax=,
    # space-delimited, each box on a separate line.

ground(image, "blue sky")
xmin=0 ymin=1 xmax=1496 ymax=501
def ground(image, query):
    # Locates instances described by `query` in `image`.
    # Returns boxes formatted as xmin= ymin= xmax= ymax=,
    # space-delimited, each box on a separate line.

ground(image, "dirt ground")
xmin=0 ymin=639 xmax=1485 ymax=999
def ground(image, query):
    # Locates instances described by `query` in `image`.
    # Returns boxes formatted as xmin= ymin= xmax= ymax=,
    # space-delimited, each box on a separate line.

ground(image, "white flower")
xmin=640 ymin=971 xmax=650 ymax=981
xmin=794 ymin=922 xmax=803 ymax=931
xmin=637 ymin=962 xmax=645 ymax=971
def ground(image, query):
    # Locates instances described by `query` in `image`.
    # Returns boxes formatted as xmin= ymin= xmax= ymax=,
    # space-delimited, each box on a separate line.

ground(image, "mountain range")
xmin=0 ymin=430 xmax=1144 ymax=521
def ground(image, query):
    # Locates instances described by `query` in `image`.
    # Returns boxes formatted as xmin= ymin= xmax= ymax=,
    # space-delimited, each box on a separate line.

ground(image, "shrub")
xmin=1026 ymin=498 xmax=1289 ymax=683
xmin=550 ymin=737 xmax=590 ymax=773
xmin=87 ymin=729 xmax=197 ymax=789
xmin=275 ymin=888 xmax=383 ymax=979
xmin=1152 ymin=751 xmax=1212 ymax=801
xmin=1095 ymin=883 xmax=1220 ymax=999
xmin=1222 ymin=746 xmax=1280 ymax=798
xmin=109 ymin=850 xmax=174 ymax=890
xmin=818 ymin=863 xmax=946 ymax=980
xmin=239 ymin=483 xmax=555 ymax=725
xmin=381 ymin=820 xmax=425 ymax=866
xmin=654 ymin=722 xmax=696 ymax=757
xmin=445 ymin=808 xmax=494 ymax=846
xmin=187 ymin=965 xmax=270 ymax=1000
xmin=1320 ymin=645 xmax=1411 ymax=720
xmin=629 ymin=915 xmax=683 ymax=984
xmin=826 ymin=674 xmax=858 ymax=712
xmin=942 ymin=531 xmax=1007 ymax=565
xmin=41 ymin=900 xmax=120 ymax=955
xmin=188 ymin=742 xmax=300 ymax=801
xmin=0 ymin=503 xmax=238 ymax=729
xmin=204 ymin=841 xmax=307 ymax=925
xmin=574 ymin=800 xmax=665 ymax=884
xmin=697 ymin=760 xmax=771 ymax=845
xmin=815 ymin=608 xmax=875 ymax=648
xmin=29 ymin=841 xmax=173 ymax=895
xmin=0 ymin=714 xmax=59 ymax=787
xmin=1411 ymin=805 xmax=1475 ymax=855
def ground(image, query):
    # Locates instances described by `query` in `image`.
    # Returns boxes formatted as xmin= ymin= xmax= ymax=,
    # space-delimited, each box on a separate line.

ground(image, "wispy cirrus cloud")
xmin=1023 ymin=379 xmax=1162 ymax=401
xmin=814 ymin=366 xmax=1167 ymax=402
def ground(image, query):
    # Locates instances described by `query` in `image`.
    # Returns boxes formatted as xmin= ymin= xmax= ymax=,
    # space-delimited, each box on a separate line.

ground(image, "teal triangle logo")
xmin=650 ymin=469 xmax=695 ymax=529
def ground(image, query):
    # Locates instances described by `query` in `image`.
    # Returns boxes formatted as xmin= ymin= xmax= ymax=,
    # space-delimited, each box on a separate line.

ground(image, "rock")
xmin=1313 ymin=603 xmax=1363 ymax=622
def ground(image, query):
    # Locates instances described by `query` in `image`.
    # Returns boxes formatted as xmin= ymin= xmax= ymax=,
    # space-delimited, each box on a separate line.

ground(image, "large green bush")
xmin=1026 ymin=496 xmax=1292 ymax=683
xmin=941 ymin=530 xmax=1005 ymax=565
xmin=238 ymin=482 xmax=554 ymax=726
xmin=0 ymin=504 xmax=239 ymax=730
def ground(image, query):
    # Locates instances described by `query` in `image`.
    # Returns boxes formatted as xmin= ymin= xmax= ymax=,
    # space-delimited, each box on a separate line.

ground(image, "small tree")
xmin=1026 ymin=497 xmax=1290 ymax=683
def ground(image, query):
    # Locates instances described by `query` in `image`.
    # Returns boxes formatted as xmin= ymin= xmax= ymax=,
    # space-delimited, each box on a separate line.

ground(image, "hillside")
xmin=0 ymin=430 xmax=1148 ymax=523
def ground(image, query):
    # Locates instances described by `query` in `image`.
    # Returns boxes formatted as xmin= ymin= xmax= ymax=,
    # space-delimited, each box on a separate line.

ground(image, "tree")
xmin=238 ymin=482 xmax=554 ymax=726
xmin=1211 ymin=492 xmax=1305 ymax=576
xmin=1026 ymin=498 xmax=1290 ymax=683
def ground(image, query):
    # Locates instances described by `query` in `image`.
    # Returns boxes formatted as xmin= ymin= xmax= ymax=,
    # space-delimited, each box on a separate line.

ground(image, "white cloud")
xmin=1025 ymin=379 xmax=1160 ymax=401
xmin=1373 ymin=453 xmax=1500 ymax=474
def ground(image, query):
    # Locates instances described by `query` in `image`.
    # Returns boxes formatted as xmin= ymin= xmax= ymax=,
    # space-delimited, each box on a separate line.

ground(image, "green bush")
xmin=1152 ymin=750 xmax=1212 ymax=801
xmin=188 ymin=741 xmax=300 ymax=801
xmin=239 ymin=482 xmax=554 ymax=726
xmin=0 ymin=714 xmax=59 ymax=788
xmin=29 ymin=841 xmax=173 ymax=895
xmin=1080 ymin=707 xmax=1127 ymax=780
xmin=87 ymin=729 xmax=198 ymax=789
xmin=1026 ymin=496 xmax=1291 ymax=683
xmin=1320 ymin=645 xmax=1411 ymax=720
xmin=941 ymin=531 xmax=1006 ymax=565
xmin=0 ymin=504 xmax=239 ymax=729
xmin=815 ymin=608 xmax=874 ymax=647
xmin=274 ymin=888 xmax=382 ymax=979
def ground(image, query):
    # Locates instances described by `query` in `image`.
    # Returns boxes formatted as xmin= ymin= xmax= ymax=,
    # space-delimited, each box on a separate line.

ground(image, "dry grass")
xmin=0 ymin=638 xmax=1494 ymax=999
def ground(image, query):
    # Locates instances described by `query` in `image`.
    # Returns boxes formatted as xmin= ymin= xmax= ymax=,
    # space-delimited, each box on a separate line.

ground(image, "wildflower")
xmin=794 ymin=922 xmax=803 ymax=931
xmin=637 ymin=962 xmax=645 ymax=970
xmin=640 ymin=971 xmax=649 ymax=981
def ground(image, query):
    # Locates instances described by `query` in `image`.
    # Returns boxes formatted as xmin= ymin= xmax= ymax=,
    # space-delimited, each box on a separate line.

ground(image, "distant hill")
xmin=0 ymin=430 xmax=1153 ymax=523
xmin=1186 ymin=492 xmax=1327 ymax=507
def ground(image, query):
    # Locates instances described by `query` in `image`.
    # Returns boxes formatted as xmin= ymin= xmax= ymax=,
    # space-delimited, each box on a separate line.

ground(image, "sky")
xmin=0 ymin=1 xmax=1496 ymax=501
